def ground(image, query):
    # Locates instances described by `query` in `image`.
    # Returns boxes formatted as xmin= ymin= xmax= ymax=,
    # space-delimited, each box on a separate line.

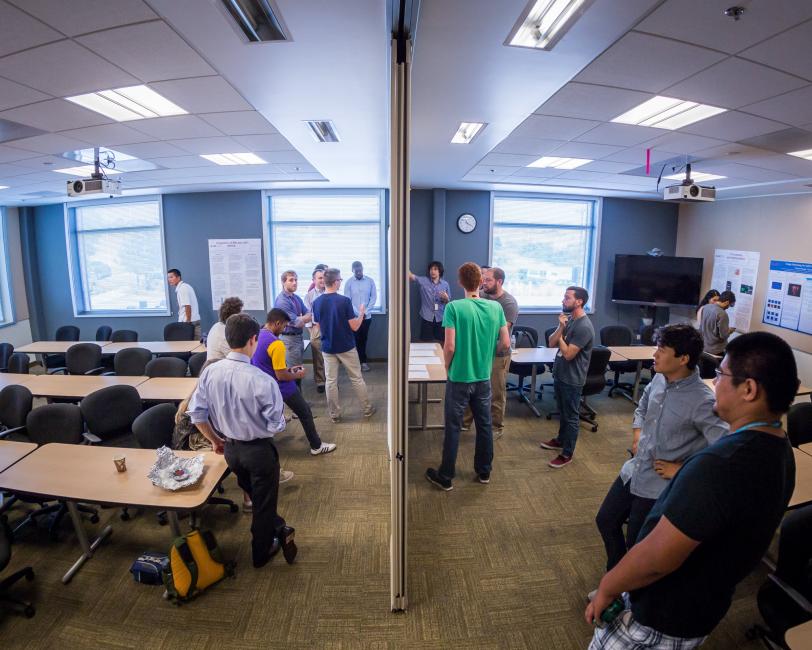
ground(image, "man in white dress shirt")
xmin=167 ymin=268 xmax=201 ymax=340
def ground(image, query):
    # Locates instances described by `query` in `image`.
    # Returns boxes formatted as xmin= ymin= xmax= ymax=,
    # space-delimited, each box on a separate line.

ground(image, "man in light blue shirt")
xmin=343 ymin=261 xmax=376 ymax=371
xmin=188 ymin=313 xmax=297 ymax=569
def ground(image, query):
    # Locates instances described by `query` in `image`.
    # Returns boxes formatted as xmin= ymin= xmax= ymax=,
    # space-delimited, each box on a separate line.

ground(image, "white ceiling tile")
xmin=741 ymin=21 xmax=812 ymax=81
xmin=148 ymin=77 xmax=253 ymax=114
xmin=509 ymin=115 xmax=599 ymax=141
xmin=129 ymin=115 xmax=223 ymax=140
xmin=58 ymin=123 xmax=156 ymax=146
xmin=725 ymin=153 xmax=812 ymax=176
xmin=695 ymin=162 xmax=798 ymax=182
xmin=0 ymin=99 xmax=111 ymax=131
xmin=0 ymin=162 xmax=35 ymax=178
xmin=12 ymin=154 xmax=84 ymax=170
xmin=492 ymin=137 xmax=565 ymax=156
xmin=468 ymin=165 xmax=516 ymax=177
xmin=0 ymin=119 xmax=44 ymax=143
xmin=642 ymin=132 xmax=729 ymax=154
xmin=0 ymin=40 xmax=140 ymax=96
xmin=276 ymin=163 xmax=319 ymax=175
xmin=742 ymin=85 xmax=812 ymax=127
xmin=283 ymin=172 xmax=326 ymax=182
xmin=78 ymin=21 xmax=215 ymax=82
xmin=252 ymin=150 xmax=308 ymax=165
xmin=113 ymin=141 xmax=188 ymax=159
xmin=150 ymin=156 xmax=216 ymax=169
xmin=0 ymin=2 xmax=62 ymax=57
xmin=499 ymin=175 xmax=551 ymax=185
xmin=233 ymin=134 xmax=295 ymax=152
xmin=575 ymin=123 xmax=665 ymax=147
xmin=168 ymin=137 xmax=249 ymax=155
xmin=5 ymin=133 xmax=94 ymax=155
xmin=579 ymin=160 xmax=638 ymax=173
xmin=8 ymin=0 xmax=158 ymax=37
xmin=200 ymin=111 xmax=279 ymax=135
xmin=554 ymin=170 xmax=619 ymax=183
xmin=0 ymin=77 xmax=51 ymax=112
xmin=664 ymin=58 xmax=807 ymax=109
xmin=681 ymin=111 xmax=787 ymax=142
xmin=548 ymin=142 xmax=624 ymax=158
xmin=534 ymin=83 xmax=653 ymax=122
xmin=478 ymin=153 xmax=538 ymax=167
xmin=690 ymin=143 xmax=768 ymax=159
xmin=507 ymin=167 xmax=564 ymax=179
xmin=574 ymin=32 xmax=727 ymax=93
xmin=603 ymin=147 xmax=681 ymax=165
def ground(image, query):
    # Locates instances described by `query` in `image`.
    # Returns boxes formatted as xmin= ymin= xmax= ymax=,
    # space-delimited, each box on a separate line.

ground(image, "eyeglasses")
xmin=714 ymin=368 xmax=758 ymax=383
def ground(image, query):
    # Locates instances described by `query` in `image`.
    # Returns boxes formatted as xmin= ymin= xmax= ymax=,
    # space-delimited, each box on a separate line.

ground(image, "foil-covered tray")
xmin=148 ymin=446 xmax=204 ymax=491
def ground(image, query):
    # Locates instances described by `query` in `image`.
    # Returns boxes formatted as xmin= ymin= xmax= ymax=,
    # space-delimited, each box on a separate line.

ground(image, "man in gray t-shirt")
xmin=541 ymin=286 xmax=595 ymax=468
xmin=700 ymin=291 xmax=736 ymax=355
xmin=462 ymin=267 xmax=519 ymax=438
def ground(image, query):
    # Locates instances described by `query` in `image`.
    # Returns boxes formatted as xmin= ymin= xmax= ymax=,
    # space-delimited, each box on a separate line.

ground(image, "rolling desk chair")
xmin=80 ymin=385 xmax=142 ymax=447
xmin=47 ymin=343 xmax=106 ymax=376
xmin=0 ymin=385 xmax=33 ymax=440
xmin=788 ymin=403 xmax=812 ymax=448
xmin=188 ymin=352 xmax=207 ymax=378
xmin=43 ymin=325 xmax=80 ymax=371
xmin=0 ymin=516 xmax=35 ymax=618
xmin=111 ymin=329 xmax=138 ymax=342
xmin=600 ymin=325 xmax=638 ymax=397
xmin=507 ymin=326 xmax=539 ymax=400
xmin=102 ymin=348 xmax=152 ymax=377
xmin=6 ymin=353 xmax=29 ymax=374
xmin=0 ymin=343 xmax=12 ymax=372
xmin=145 ymin=357 xmax=188 ymax=378
xmin=95 ymin=325 xmax=112 ymax=341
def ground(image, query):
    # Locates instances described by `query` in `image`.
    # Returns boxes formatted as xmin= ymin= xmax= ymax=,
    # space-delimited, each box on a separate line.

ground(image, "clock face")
xmin=457 ymin=213 xmax=477 ymax=233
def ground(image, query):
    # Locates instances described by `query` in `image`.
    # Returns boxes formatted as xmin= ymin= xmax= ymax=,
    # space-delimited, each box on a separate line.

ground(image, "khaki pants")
xmin=308 ymin=326 xmax=325 ymax=387
xmin=323 ymin=348 xmax=372 ymax=419
xmin=463 ymin=354 xmax=510 ymax=432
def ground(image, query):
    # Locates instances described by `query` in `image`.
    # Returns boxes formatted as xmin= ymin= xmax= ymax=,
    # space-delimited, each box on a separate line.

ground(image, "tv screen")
xmin=612 ymin=255 xmax=703 ymax=307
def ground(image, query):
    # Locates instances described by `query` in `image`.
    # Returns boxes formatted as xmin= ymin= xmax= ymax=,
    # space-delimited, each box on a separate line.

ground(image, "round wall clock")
xmin=457 ymin=213 xmax=477 ymax=233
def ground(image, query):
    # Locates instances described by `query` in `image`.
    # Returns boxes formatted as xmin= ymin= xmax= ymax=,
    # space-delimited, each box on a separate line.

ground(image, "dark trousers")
xmin=554 ymin=380 xmax=583 ymax=458
xmin=419 ymin=317 xmax=445 ymax=343
xmin=224 ymin=438 xmax=286 ymax=567
xmin=284 ymin=389 xmax=322 ymax=450
xmin=439 ymin=380 xmax=493 ymax=479
xmin=354 ymin=317 xmax=372 ymax=363
xmin=595 ymin=476 xmax=657 ymax=571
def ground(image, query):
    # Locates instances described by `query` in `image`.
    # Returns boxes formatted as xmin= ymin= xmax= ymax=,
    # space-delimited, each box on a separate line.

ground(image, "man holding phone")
xmin=252 ymin=308 xmax=337 ymax=456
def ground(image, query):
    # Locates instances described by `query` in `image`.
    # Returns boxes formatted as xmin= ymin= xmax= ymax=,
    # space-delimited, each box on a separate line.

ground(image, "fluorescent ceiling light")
xmin=221 ymin=0 xmax=289 ymax=42
xmin=305 ymin=120 xmax=340 ymax=143
xmin=528 ymin=156 xmax=592 ymax=169
xmin=612 ymin=96 xmax=726 ymax=130
xmin=788 ymin=149 xmax=812 ymax=161
xmin=507 ymin=0 xmax=595 ymax=50
xmin=0 ymin=185 xmax=8 ymax=190
xmin=53 ymin=165 xmax=122 ymax=176
xmin=451 ymin=122 xmax=486 ymax=144
xmin=65 ymin=86 xmax=187 ymax=122
xmin=200 ymin=153 xmax=268 ymax=165
xmin=66 ymin=148 xmax=137 ymax=164
xmin=665 ymin=172 xmax=726 ymax=182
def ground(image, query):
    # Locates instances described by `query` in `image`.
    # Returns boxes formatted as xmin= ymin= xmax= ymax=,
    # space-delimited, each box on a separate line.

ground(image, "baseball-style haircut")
xmin=567 ymin=285 xmax=589 ymax=307
xmin=490 ymin=267 xmax=505 ymax=283
xmin=167 ymin=268 xmax=181 ymax=278
xmin=324 ymin=268 xmax=341 ymax=286
xmin=218 ymin=296 xmax=244 ymax=323
xmin=458 ymin=262 xmax=482 ymax=292
xmin=224 ymin=313 xmax=259 ymax=349
xmin=725 ymin=332 xmax=799 ymax=414
xmin=653 ymin=323 xmax=703 ymax=370
xmin=281 ymin=270 xmax=297 ymax=283
xmin=266 ymin=308 xmax=290 ymax=324
xmin=428 ymin=260 xmax=444 ymax=277
xmin=719 ymin=290 xmax=737 ymax=306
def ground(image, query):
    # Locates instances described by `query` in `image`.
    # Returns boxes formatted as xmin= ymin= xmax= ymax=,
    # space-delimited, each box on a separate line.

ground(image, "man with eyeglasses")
xmin=311 ymin=267 xmax=375 ymax=423
xmin=587 ymin=331 xmax=797 ymax=649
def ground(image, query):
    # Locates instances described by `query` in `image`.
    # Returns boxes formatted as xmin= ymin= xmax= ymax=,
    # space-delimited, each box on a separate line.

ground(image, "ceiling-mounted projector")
xmin=662 ymin=163 xmax=715 ymax=202
xmin=67 ymin=178 xmax=122 ymax=197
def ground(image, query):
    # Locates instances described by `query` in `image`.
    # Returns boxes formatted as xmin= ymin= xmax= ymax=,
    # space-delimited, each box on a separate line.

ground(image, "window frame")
xmin=261 ymin=189 xmax=387 ymax=314
xmin=64 ymin=196 xmax=171 ymax=318
xmin=0 ymin=208 xmax=15 ymax=328
xmin=489 ymin=191 xmax=601 ymax=314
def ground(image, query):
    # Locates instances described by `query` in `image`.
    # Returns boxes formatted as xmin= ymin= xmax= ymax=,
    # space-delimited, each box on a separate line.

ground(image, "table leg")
xmin=517 ymin=363 xmax=542 ymax=417
xmin=62 ymin=501 xmax=113 ymax=584
xmin=167 ymin=511 xmax=182 ymax=538
xmin=421 ymin=383 xmax=428 ymax=430
xmin=631 ymin=361 xmax=643 ymax=404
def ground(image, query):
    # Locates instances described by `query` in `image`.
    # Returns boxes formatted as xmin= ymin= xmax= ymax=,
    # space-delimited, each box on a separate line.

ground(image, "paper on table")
xmin=409 ymin=348 xmax=438 ymax=356
xmin=418 ymin=356 xmax=443 ymax=365
xmin=410 ymin=369 xmax=430 ymax=379
xmin=408 ymin=364 xmax=426 ymax=372
xmin=410 ymin=343 xmax=437 ymax=350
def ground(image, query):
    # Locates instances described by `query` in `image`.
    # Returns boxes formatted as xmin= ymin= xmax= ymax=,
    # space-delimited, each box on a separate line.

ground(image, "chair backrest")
xmin=95 ymin=325 xmax=113 ymax=341
xmin=164 ymin=322 xmax=195 ymax=341
xmin=111 ymin=329 xmax=138 ymax=342
xmin=640 ymin=324 xmax=656 ymax=346
xmin=600 ymin=325 xmax=633 ymax=347
xmin=512 ymin=326 xmax=538 ymax=349
xmin=7 ymin=352 xmax=30 ymax=374
xmin=787 ymin=402 xmax=812 ymax=448
xmin=26 ymin=403 xmax=84 ymax=445
xmin=80 ymin=385 xmax=142 ymax=441
xmin=544 ymin=327 xmax=557 ymax=347
xmin=55 ymin=325 xmax=80 ymax=341
xmin=0 ymin=385 xmax=33 ymax=429
xmin=65 ymin=343 xmax=103 ymax=375
xmin=0 ymin=516 xmax=12 ymax=571
xmin=132 ymin=403 xmax=176 ymax=449
xmin=188 ymin=352 xmax=207 ymax=378
xmin=146 ymin=357 xmax=188 ymax=378
xmin=582 ymin=346 xmax=612 ymax=397
xmin=0 ymin=342 xmax=13 ymax=371
xmin=698 ymin=351 xmax=721 ymax=380
xmin=113 ymin=348 xmax=153 ymax=376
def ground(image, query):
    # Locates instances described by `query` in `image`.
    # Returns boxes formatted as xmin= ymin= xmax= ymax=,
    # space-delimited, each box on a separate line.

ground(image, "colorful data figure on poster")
xmin=711 ymin=249 xmax=760 ymax=331
xmin=763 ymin=260 xmax=812 ymax=335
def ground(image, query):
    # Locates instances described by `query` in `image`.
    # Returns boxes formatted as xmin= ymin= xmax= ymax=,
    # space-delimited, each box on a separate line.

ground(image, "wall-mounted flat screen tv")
xmin=611 ymin=254 xmax=704 ymax=307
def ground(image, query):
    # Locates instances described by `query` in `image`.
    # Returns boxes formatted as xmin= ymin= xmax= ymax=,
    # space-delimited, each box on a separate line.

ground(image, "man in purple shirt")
xmin=409 ymin=260 xmax=450 ymax=343
xmin=274 ymin=270 xmax=311 ymax=382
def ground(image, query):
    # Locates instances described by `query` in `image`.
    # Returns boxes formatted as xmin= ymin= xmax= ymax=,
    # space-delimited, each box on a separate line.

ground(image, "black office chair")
xmin=546 ymin=346 xmax=611 ymax=432
xmin=640 ymin=324 xmax=656 ymax=346
xmin=788 ymin=403 xmax=812 ymax=449
xmin=6 ymin=353 xmax=29 ymax=374
xmin=80 ymin=385 xmax=142 ymax=447
xmin=0 ymin=516 xmax=35 ymax=618
xmin=146 ymin=357 xmax=188 ymax=378
xmin=507 ymin=326 xmax=539 ymax=399
xmin=188 ymin=352 xmax=207 ymax=378
xmin=0 ymin=343 xmax=13 ymax=372
xmin=103 ymin=348 xmax=152 ymax=377
xmin=544 ymin=327 xmax=557 ymax=347
xmin=164 ymin=322 xmax=195 ymax=341
xmin=0 ymin=386 xmax=33 ymax=440
xmin=600 ymin=325 xmax=638 ymax=397
xmin=95 ymin=325 xmax=112 ymax=341
xmin=43 ymin=325 xmax=80 ymax=370
xmin=111 ymin=329 xmax=138 ymax=343
xmin=47 ymin=343 xmax=105 ymax=376
xmin=698 ymin=351 xmax=722 ymax=380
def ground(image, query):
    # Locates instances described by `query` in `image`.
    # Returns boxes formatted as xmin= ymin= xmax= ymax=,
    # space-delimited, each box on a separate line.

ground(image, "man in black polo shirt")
xmin=586 ymin=331 xmax=798 ymax=648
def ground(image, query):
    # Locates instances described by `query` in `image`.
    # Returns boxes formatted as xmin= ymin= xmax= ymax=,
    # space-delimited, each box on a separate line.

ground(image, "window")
xmin=266 ymin=192 xmax=386 ymax=310
xmin=0 ymin=209 xmax=14 ymax=326
xmin=65 ymin=199 xmax=169 ymax=315
xmin=491 ymin=194 xmax=599 ymax=311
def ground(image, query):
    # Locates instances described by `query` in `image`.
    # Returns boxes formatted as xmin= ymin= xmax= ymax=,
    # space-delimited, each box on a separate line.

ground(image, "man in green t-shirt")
xmin=426 ymin=262 xmax=510 ymax=491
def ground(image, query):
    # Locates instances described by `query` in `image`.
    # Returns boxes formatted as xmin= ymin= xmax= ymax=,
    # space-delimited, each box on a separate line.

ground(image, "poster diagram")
xmin=763 ymin=260 xmax=812 ymax=336
xmin=208 ymin=239 xmax=265 ymax=311
xmin=710 ymin=249 xmax=760 ymax=331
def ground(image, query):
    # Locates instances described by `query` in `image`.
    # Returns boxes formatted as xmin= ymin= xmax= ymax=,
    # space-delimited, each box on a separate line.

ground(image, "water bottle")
xmin=510 ymin=334 xmax=517 ymax=350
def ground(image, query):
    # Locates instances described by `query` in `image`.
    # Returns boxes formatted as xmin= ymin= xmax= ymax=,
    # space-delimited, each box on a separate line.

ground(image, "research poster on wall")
xmin=710 ymin=249 xmax=760 ymax=331
xmin=208 ymin=239 xmax=265 ymax=311
xmin=763 ymin=260 xmax=812 ymax=336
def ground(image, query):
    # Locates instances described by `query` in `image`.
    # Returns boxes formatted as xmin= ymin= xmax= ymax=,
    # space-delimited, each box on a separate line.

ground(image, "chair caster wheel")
xmin=25 ymin=569 xmax=34 ymax=581
xmin=229 ymin=504 xmax=239 ymax=513
xmin=90 ymin=514 xmax=100 ymax=524
xmin=546 ymin=414 xmax=552 ymax=420
xmin=24 ymin=605 xmax=35 ymax=618
xmin=591 ymin=426 xmax=598 ymax=432
xmin=120 ymin=512 xmax=130 ymax=521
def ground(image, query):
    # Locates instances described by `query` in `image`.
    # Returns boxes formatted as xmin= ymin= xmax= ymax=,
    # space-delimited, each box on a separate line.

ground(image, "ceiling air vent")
xmin=305 ymin=120 xmax=340 ymax=143
xmin=221 ymin=0 xmax=289 ymax=42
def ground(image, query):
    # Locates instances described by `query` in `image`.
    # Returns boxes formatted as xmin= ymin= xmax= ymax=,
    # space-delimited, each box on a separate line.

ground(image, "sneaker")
xmin=331 ymin=415 xmax=342 ymax=423
xmin=364 ymin=405 xmax=377 ymax=418
xmin=310 ymin=442 xmax=337 ymax=456
xmin=548 ymin=454 xmax=572 ymax=469
xmin=279 ymin=526 xmax=297 ymax=564
xmin=493 ymin=429 xmax=504 ymax=440
xmin=242 ymin=499 xmax=253 ymax=513
xmin=478 ymin=472 xmax=490 ymax=484
xmin=317 ymin=385 xmax=325 ymax=394
xmin=280 ymin=469 xmax=295 ymax=483
xmin=361 ymin=363 xmax=371 ymax=372
xmin=425 ymin=468 xmax=453 ymax=491
xmin=539 ymin=438 xmax=562 ymax=450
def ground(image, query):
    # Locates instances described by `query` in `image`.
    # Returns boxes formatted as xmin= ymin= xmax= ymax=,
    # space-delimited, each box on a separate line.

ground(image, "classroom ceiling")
xmin=1 ymin=0 xmax=812 ymax=206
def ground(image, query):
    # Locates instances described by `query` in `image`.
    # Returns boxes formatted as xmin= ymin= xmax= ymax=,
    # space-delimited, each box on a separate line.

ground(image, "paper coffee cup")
xmin=113 ymin=455 xmax=127 ymax=473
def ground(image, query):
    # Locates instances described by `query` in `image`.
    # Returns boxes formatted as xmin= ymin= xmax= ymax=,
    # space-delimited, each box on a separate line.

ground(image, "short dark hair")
xmin=352 ymin=261 xmax=362 ymax=269
xmin=719 ymin=290 xmax=736 ymax=306
xmin=653 ymin=323 xmax=703 ymax=370
xmin=458 ymin=262 xmax=482 ymax=292
xmin=281 ymin=270 xmax=297 ymax=283
xmin=489 ymin=267 xmax=505 ymax=284
xmin=225 ymin=313 xmax=259 ymax=349
xmin=324 ymin=268 xmax=341 ymax=286
xmin=427 ymin=260 xmax=444 ymax=277
xmin=725 ymin=331 xmax=799 ymax=414
xmin=167 ymin=268 xmax=181 ymax=278
xmin=567 ymin=286 xmax=589 ymax=307
xmin=218 ymin=296 xmax=244 ymax=323
xmin=266 ymin=308 xmax=290 ymax=325
xmin=312 ymin=264 xmax=328 ymax=278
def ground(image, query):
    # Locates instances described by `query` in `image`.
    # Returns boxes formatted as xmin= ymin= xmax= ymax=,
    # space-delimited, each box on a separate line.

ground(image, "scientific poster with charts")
xmin=710 ymin=249 xmax=760 ymax=331
xmin=763 ymin=260 xmax=812 ymax=336
xmin=208 ymin=239 xmax=265 ymax=311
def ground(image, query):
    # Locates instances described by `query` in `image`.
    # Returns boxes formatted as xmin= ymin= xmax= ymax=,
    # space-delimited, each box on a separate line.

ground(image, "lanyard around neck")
xmin=732 ymin=420 xmax=782 ymax=435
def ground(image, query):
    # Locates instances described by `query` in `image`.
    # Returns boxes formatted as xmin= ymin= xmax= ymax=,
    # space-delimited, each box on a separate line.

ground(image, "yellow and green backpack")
xmin=163 ymin=529 xmax=234 ymax=604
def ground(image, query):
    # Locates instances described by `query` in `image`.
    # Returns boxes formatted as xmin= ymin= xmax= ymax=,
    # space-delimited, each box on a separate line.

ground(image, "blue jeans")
xmin=439 ymin=380 xmax=493 ymax=479
xmin=554 ymin=380 xmax=582 ymax=458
